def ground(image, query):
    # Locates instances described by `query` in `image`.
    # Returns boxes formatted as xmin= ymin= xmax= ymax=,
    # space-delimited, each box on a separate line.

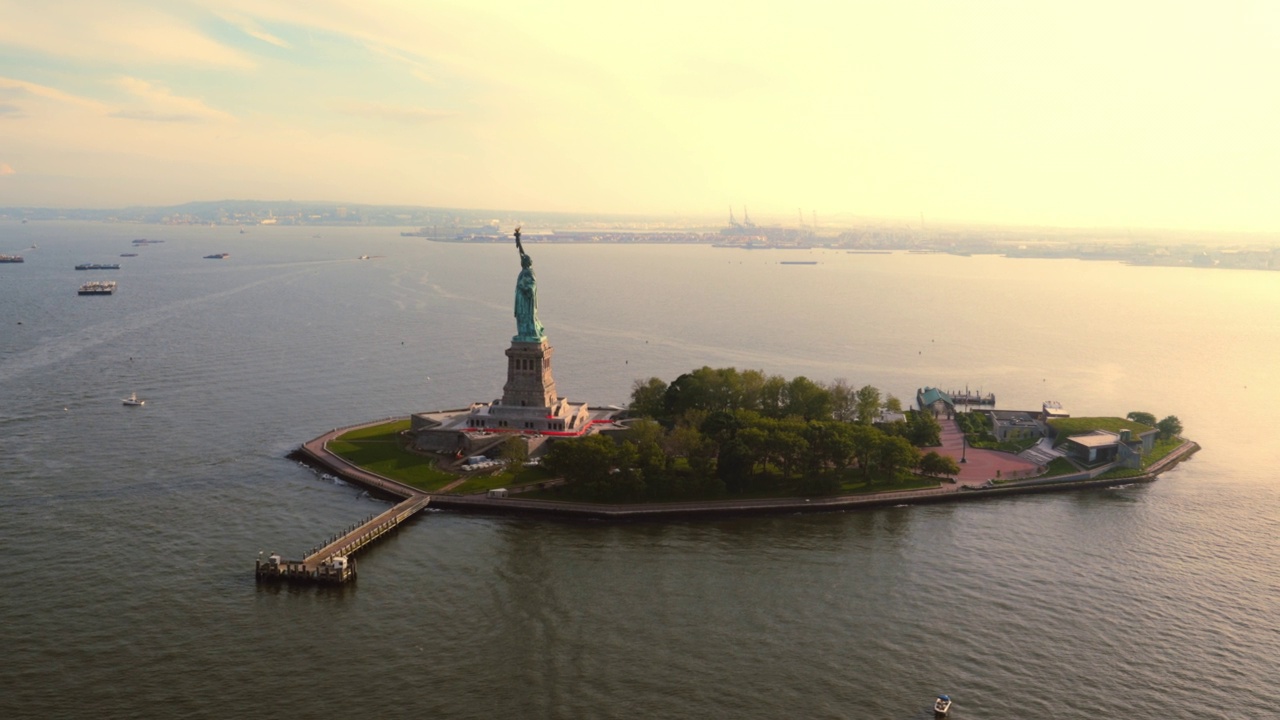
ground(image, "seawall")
xmin=291 ymin=420 xmax=1200 ymax=522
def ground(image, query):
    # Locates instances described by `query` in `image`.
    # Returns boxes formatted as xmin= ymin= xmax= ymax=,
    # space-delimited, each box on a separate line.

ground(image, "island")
xmin=263 ymin=228 xmax=1199 ymax=584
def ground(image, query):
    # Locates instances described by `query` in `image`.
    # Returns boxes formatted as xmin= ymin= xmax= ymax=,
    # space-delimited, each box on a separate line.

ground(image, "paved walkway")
xmin=295 ymin=417 xmax=1198 ymax=522
xmin=933 ymin=417 xmax=1041 ymax=487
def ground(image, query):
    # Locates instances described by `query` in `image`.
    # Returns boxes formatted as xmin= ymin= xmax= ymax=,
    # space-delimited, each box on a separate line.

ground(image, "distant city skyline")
xmin=1 ymin=1 xmax=1278 ymax=234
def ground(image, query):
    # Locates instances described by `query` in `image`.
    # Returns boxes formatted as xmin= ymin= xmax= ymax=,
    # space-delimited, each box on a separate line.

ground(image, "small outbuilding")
xmin=1063 ymin=428 xmax=1157 ymax=468
xmin=916 ymin=387 xmax=955 ymax=417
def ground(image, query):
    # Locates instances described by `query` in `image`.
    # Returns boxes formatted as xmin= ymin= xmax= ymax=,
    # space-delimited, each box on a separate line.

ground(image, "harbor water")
xmin=1 ymin=223 xmax=1276 ymax=718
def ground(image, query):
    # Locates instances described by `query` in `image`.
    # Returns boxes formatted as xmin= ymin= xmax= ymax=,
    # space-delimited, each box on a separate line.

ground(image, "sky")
xmin=1 ymin=0 xmax=1278 ymax=232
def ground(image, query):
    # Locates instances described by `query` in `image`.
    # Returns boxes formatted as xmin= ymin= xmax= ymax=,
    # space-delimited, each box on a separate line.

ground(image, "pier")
xmin=258 ymin=423 xmax=433 ymax=585
xmin=255 ymin=495 xmax=432 ymax=584
xmin=949 ymin=390 xmax=995 ymax=406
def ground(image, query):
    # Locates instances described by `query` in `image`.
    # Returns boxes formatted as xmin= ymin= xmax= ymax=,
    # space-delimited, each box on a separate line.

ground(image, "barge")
xmin=78 ymin=280 xmax=117 ymax=295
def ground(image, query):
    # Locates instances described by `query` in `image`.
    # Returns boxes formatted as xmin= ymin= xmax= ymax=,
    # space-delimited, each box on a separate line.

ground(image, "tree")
xmin=663 ymin=369 xmax=713 ymax=416
xmin=904 ymin=410 xmax=941 ymax=447
xmin=542 ymin=435 xmax=617 ymax=486
xmin=919 ymin=451 xmax=961 ymax=478
xmin=847 ymin=423 xmax=882 ymax=480
xmin=717 ymin=438 xmax=754 ymax=492
xmin=758 ymin=374 xmax=788 ymax=418
xmin=1126 ymin=411 xmax=1157 ymax=426
xmin=875 ymin=436 xmax=922 ymax=480
xmin=1156 ymin=415 xmax=1183 ymax=439
xmin=666 ymin=422 xmax=714 ymax=477
xmin=855 ymin=385 xmax=882 ymax=424
xmin=883 ymin=394 xmax=903 ymax=414
xmin=769 ymin=430 xmax=809 ymax=479
xmin=784 ymin=376 xmax=833 ymax=421
xmin=630 ymin=377 xmax=668 ymax=418
xmin=498 ymin=435 xmax=529 ymax=469
xmin=700 ymin=409 xmax=741 ymax=445
xmin=828 ymin=378 xmax=858 ymax=423
xmin=737 ymin=426 xmax=769 ymax=475
xmin=625 ymin=419 xmax=667 ymax=474
xmin=737 ymin=368 xmax=768 ymax=412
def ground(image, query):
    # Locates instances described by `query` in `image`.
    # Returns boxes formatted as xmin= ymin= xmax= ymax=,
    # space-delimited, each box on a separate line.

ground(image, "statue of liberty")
xmin=512 ymin=227 xmax=545 ymax=342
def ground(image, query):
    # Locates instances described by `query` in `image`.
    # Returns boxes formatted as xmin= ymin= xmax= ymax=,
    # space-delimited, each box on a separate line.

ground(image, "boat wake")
xmin=0 ymin=269 xmax=312 ymax=384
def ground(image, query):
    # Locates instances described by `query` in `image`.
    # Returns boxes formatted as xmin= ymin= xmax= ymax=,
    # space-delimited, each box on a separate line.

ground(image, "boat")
xmin=780 ymin=260 xmax=818 ymax=265
xmin=0 ymin=254 xmax=24 ymax=263
xmin=75 ymin=263 xmax=121 ymax=270
xmin=203 ymin=253 xmax=230 ymax=259
xmin=78 ymin=280 xmax=117 ymax=295
xmin=933 ymin=694 xmax=952 ymax=717
xmin=122 ymin=392 xmax=145 ymax=407
xmin=120 ymin=253 xmax=138 ymax=257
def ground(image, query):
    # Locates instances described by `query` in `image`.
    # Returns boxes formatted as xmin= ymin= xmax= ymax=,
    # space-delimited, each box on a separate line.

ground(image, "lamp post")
xmin=960 ymin=434 xmax=967 ymax=464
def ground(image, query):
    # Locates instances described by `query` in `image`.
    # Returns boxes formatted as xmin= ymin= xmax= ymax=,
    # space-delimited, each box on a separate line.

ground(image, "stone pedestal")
xmin=502 ymin=339 xmax=557 ymax=408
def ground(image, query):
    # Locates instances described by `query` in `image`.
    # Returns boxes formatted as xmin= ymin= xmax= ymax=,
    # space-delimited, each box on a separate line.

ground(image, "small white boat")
xmin=933 ymin=694 xmax=952 ymax=717
xmin=122 ymin=392 xmax=145 ymax=407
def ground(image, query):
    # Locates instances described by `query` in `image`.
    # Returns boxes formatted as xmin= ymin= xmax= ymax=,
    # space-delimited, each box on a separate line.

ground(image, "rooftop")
xmin=1067 ymin=430 xmax=1121 ymax=448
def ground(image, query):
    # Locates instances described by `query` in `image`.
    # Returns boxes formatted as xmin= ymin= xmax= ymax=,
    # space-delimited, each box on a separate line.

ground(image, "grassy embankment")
xmin=1040 ymin=417 xmax=1186 ymax=480
xmin=1047 ymin=417 xmax=1154 ymax=446
xmin=521 ymin=464 xmax=942 ymax=503
xmin=326 ymin=420 xmax=553 ymax=493
xmin=325 ymin=420 xmax=454 ymax=491
xmin=328 ymin=421 xmax=940 ymax=502
xmin=1095 ymin=437 xmax=1188 ymax=479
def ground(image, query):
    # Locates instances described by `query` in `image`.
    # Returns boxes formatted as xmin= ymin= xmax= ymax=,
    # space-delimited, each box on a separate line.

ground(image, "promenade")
xmin=288 ymin=417 xmax=1200 ymax=524
xmin=258 ymin=422 xmax=433 ymax=584
xmin=934 ymin=417 xmax=1042 ymax=485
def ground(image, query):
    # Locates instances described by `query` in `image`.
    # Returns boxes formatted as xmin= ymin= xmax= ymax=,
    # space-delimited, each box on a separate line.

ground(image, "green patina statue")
xmin=513 ymin=227 xmax=545 ymax=342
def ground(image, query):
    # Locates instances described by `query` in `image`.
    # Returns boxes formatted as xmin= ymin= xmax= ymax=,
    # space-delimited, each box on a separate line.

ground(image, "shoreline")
xmin=291 ymin=418 xmax=1201 ymax=522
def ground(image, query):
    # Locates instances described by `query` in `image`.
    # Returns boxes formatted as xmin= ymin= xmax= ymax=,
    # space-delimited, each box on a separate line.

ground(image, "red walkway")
xmin=934 ymin=417 xmax=1041 ymax=487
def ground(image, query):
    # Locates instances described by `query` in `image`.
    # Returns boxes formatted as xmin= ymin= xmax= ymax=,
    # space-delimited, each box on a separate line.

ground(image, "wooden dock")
xmin=255 ymin=495 xmax=431 ymax=584
xmin=258 ymin=424 xmax=436 ymax=585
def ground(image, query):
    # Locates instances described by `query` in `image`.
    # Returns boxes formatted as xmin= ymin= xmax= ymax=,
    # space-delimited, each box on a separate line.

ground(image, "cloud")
xmin=0 ymin=76 xmax=110 ymax=112
xmin=0 ymin=162 xmax=14 ymax=175
xmin=365 ymin=44 xmax=437 ymax=84
xmin=339 ymin=101 xmax=454 ymax=124
xmin=0 ymin=103 xmax=23 ymax=117
xmin=242 ymin=26 xmax=291 ymax=49
xmin=219 ymin=12 xmax=292 ymax=49
xmin=0 ymin=1 xmax=254 ymax=68
xmin=110 ymin=77 xmax=235 ymax=123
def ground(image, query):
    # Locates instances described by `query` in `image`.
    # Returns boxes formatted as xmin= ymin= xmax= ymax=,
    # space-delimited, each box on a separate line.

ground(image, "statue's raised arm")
xmin=514 ymin=226 xmax=527 ymax=260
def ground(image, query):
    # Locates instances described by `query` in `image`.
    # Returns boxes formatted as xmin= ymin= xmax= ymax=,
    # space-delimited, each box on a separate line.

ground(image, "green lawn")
xmin=338 ymin=419 xmax=410 ymax=440
xmin=1049 ymin=417 xmax=1154 ymax=447
xmin=1096 ymin=437 xmax=1187 ymax=479
xmin=327 ymin=421 xmax=456 ymax=491
xmin=451 ymin=465 xmax=555 ymax=494
xmin=838 ymin=472 xmax=939 ymax=494
xmin=521 ymin=469 xmax=940 ymax=504
xmin=1040 ymin=457 xmax=1082 ymax=478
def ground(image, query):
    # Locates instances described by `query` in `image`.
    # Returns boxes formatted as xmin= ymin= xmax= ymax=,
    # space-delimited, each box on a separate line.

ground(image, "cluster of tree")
xmin=629 ymin=367 xmax=901 ymax=424
xmin=1126 ymin=411 xmax=1184 ymax=440
xmin=537 ymin=368 xmax=955 ymax=503
xmin=955 ymin=411 xmax=993 ymax=441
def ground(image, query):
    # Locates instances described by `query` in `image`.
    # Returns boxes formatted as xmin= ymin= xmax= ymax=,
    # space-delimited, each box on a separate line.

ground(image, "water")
xmin=1 ymin=222 xmax=1277 ymax=718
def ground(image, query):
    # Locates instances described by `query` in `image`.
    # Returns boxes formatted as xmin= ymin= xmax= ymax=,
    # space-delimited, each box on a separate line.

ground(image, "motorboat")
xmin=122 ymin=392 xmax=145 ymax=407
xmin=933 ymin=694 xmax=952 ymax=717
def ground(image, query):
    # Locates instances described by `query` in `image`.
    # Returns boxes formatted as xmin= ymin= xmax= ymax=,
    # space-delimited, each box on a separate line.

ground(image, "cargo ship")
xmin=203 ymin=253 xmax=230 ymax=259
xmin=75 ymin=263 xmax=121 ymax=270
xmin=0 ymin=254 xmax=23 ymax=263
xmin=78 ymin=281 xmax=117 ymax=295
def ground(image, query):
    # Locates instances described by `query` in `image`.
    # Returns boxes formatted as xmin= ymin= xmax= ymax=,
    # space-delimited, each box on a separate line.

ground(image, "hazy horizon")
xmin=2 ymin=2 xmax=1278 ymax=233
